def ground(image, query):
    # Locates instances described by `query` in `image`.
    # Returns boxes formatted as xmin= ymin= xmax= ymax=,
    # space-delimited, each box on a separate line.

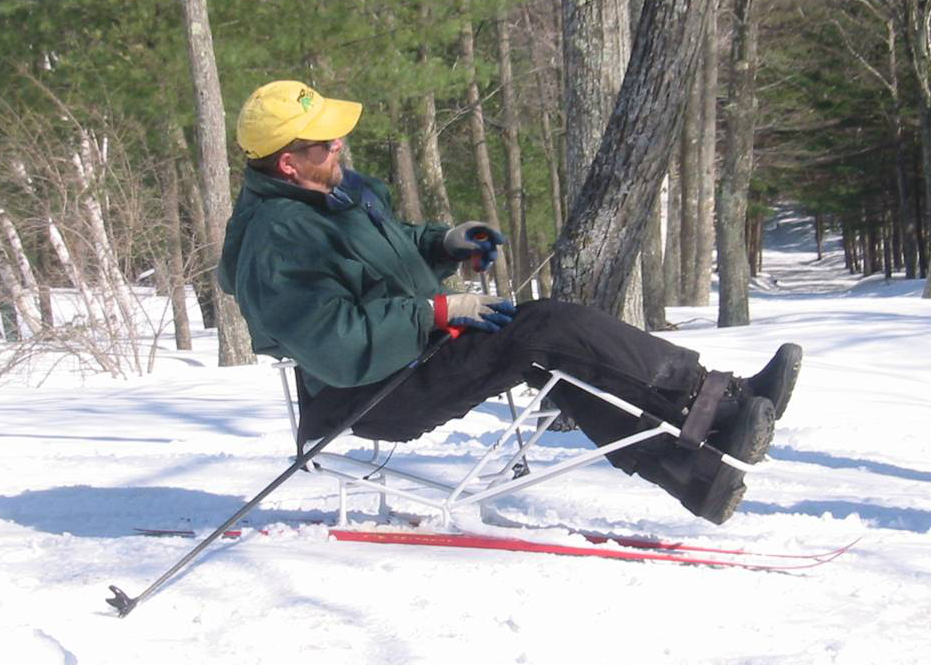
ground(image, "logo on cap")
xmin=297 ymin=89 xmax=315 ymax=112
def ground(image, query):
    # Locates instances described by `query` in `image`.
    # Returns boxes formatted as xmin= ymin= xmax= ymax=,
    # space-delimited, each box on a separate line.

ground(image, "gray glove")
xmin=433 ymin=293 xmax=517 ymax=333
xmin=442 ymin=221 xmax=506 ymax=271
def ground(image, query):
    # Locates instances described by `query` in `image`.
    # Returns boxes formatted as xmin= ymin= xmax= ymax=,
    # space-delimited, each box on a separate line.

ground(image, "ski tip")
xmin=106 ymin=585 xmax=138 ymax=618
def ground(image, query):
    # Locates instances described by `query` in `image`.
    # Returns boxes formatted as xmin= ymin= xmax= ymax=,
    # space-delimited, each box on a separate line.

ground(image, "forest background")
xmin=1 ymin=0 xmax=930 ymax=380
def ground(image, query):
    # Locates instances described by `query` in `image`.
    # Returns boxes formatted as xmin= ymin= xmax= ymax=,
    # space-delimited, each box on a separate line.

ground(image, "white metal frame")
xmin=273 ymin=361 xmax=753 ymax=528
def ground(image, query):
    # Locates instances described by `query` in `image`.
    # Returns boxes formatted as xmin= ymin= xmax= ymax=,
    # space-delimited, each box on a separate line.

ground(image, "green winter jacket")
xmin=218 ymin=167 xmax=459 ymax=396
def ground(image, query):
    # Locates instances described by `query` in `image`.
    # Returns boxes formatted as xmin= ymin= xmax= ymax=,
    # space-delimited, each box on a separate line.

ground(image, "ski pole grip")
xmin=471 ymin=231 xmax=490 ymax=272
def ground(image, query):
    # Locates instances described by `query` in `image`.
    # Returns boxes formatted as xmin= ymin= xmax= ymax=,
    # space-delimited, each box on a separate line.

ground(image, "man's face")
xmin=287 ymin=138 xmax=344 ymax=192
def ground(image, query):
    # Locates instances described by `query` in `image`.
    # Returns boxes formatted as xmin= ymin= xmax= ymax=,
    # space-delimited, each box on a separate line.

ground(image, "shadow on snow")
xmin=0 ymin=485 xmax=335 ymax=539
xmin=738 ymin=500 xmax=931 ymax=533
xmin=769 ymin=445 xmax=931 ymax=483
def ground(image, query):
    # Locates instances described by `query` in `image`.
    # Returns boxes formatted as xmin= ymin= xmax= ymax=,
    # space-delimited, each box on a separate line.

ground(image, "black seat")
xmin=293 ymin=366 xmax=316 ymax=470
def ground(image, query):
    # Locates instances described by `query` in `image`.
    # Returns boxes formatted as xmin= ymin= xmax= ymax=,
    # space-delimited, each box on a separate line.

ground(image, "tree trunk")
xmin=815 ymin=213 xmax=823 ymax=260
xmin=885 ymin=15 xmax=920 ymax=278
xmin=903 ymin=0 xmax=931 ymax=288
xmin=415 ymin=91 xmax=453 ymax=224
xmin=170 ymin=122 xmax=216 ymax=330
xmin=460 ymin=20 xmax=513 ymax=299
xmin=414 ymin=10 xmax=454 ymax=226
xmin=497 ymin=10 xmax=532 ymax=301
xmin=883 ymin=215 xmax=894 ymax=278
xmin=181 ymin=0 xmax=255 ymax=366
xmin=34 ymin=241 xmax=53 ymax=327
xmin=715 ymin=0 xmax=758 ymax=327
xmin=0 ymin=296 xmax=18 ymax=341
xmin=693 ymin=1 xmax=717 ymax=305
xmin=3 ymin=210 xmax=50 ymax=328
xmin=642 ymin=175 xmax=667 ymax=330
xmin=664 ymin=150 xmax=683 ymax=305
xmin=559 ymin=0 xmax=645 ymax=325
xmin=72 ymin=134 xmax=136 ymax=337
xmin=553 ymin=0 xmax=710 ymax=318
xmin=163 ymin=157 xmax=193 ymax=351
xmin=0 ymin=212 xmax=40 ymax=299
xmin=388 ymin=100 xmax=424 ymax=223
xmin=523 ymin=4 xmax=564 ymax=236
xmin=47 ymin=220 xmax=99 ymax=328
xmin=0 ymin=245 xmax=42 ymax=335
xmin=679 ymin=77 xmax=701 ymax=303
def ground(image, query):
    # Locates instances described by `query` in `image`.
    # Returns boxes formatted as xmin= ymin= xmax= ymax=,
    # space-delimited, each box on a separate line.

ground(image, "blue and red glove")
xmin=433 ymin=294 xmax=516 ymax=333
xmin=443 ymin=221 xmax=506 ymax=272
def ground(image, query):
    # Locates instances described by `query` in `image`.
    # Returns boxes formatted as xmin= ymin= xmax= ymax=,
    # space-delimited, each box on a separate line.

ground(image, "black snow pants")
xmin=301 ymin=299 xmax=707 ymax=475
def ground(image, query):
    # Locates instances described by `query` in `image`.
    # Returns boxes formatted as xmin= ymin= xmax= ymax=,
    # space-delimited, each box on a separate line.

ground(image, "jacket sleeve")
xmin=364 ymin=176 xmax=460 ymax=281
xmin=399 ymin=222 xmax=461 ymax=281
xmin=246 ymin=229 xmax=436 ymax=390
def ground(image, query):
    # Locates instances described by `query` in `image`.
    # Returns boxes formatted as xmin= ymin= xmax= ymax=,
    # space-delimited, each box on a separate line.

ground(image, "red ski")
xmin=133 ymin=526 xmax=858 ymax=571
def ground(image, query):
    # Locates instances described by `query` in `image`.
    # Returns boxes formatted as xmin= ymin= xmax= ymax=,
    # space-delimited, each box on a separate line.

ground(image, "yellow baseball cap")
xmin=236 ymin=81 xmax=363 ymax=158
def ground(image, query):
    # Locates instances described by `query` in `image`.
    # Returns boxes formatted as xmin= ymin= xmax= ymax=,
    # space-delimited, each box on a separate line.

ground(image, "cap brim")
xmin=295 ymin=96 xmax=363 ymax=142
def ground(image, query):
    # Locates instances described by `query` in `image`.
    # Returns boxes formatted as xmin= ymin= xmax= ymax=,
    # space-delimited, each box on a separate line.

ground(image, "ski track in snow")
xmin=1 ymin=213 xmax=929 ymax=664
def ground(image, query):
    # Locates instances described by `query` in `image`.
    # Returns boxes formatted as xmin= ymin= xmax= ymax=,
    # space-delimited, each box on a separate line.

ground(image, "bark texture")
xmin=170 ymin=123 xmax=216 ymax=329
xmin=560 ymin=0 xmax=645 ymax=325
xmin=552 ymin=0 xmax=710 ymax=317
xmin=181 ymin=0 xmax=255 ymax=365
xmin=461 ymin=20 xmax=513 ymax=298
xmin=162 ymin=156 xmax=192 ymax=351
xmin=641 ymin=177 xmax=667 ymax=330
xmin=416 ymin=91 xmax=453 ymax=223
xmin=0 ymin=242 xmax=41 ymax=335
xmin=693 ymin=2 xmax=717 ymax=305
xmin=389 ymin=101 xmax=425 ymax=223
xmin=497 ymin=11 xmax=532 ymax=301
xmin=903 ymin=0 xmax=931 ymax=284
xmin=715 ymin=0 xmax=758 ymax=327
xmin=664 ymin=150 xmax=683 ymax=305
xmin=679 ymin=74 xmax=701 ymax=302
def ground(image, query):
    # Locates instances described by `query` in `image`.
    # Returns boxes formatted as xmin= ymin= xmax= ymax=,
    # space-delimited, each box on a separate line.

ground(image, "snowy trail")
xmin=1 ymin=213 xmax=930 ymax=664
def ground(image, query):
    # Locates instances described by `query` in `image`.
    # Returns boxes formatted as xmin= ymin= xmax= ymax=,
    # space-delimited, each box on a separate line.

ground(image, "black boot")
xmin=634 ymin=447 xmax=747 ymax=525
xmin=652 ymin=395 xmax=774 ymax=525
xmin=710 ymin=396 xmax=776 ymax=465
xmin=747 ymin=343 xmax=802 ymax=419
xmin=695 ymin=396 xmax=775 ymax=523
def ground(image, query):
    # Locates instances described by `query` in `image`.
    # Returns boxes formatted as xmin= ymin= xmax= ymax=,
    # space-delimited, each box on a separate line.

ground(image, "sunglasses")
xmin=299 ymin=138 xmax=340 ymax=153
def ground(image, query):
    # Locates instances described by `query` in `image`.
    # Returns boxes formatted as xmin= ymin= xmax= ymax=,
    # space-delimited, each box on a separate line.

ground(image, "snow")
xmin=1 ymin=213 xmax=929 ymax=664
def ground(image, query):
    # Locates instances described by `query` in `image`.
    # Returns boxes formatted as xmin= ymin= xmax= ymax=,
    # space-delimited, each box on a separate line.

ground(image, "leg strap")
xmin=677 ymin=370 xmax=731 ymax=451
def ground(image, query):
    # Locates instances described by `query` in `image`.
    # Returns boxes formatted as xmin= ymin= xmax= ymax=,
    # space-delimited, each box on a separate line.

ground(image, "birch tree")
xmin=0 ymin=237 xmax=42 ymax=335
xmin=0 ymin=211 xmax=41 ymax=322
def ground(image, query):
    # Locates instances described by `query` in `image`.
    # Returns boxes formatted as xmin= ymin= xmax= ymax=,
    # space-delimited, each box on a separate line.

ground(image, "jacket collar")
xmin=244 ymin=167 xmax=365 ymax=212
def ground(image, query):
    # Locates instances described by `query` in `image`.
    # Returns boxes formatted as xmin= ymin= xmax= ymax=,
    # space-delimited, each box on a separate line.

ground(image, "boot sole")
xmin=697 ymin=399 xmax=774 ymax=523
xmin=735 ymin=398 xmax=776 ymax=464
xmin=709 ymin=397 xmax=776 ymax=465
xmin=699 ymin=472 xmax=746 ymax=525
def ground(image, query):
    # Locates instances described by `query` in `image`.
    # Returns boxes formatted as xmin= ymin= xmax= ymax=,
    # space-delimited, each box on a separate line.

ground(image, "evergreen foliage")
xmin=1 ymin=0 xmax=928 ymax=362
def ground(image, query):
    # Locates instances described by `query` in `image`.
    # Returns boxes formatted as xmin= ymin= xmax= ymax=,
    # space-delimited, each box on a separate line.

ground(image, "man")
xmin=219 ymin=81 xmax=802 ymax=524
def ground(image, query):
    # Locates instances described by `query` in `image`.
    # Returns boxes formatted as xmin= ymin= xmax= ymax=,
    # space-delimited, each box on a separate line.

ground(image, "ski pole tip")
xmin=106 ymin=585 xmax=138 ymax=618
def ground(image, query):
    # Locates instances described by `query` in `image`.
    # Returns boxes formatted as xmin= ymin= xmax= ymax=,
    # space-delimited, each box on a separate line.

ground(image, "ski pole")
xmin=106 ymin=331 xmax=455 ymax=618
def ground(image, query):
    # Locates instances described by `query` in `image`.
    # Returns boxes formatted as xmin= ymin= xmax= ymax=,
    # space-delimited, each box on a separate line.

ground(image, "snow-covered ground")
xmin=1 ymin=214 xmax=929 ymax=664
